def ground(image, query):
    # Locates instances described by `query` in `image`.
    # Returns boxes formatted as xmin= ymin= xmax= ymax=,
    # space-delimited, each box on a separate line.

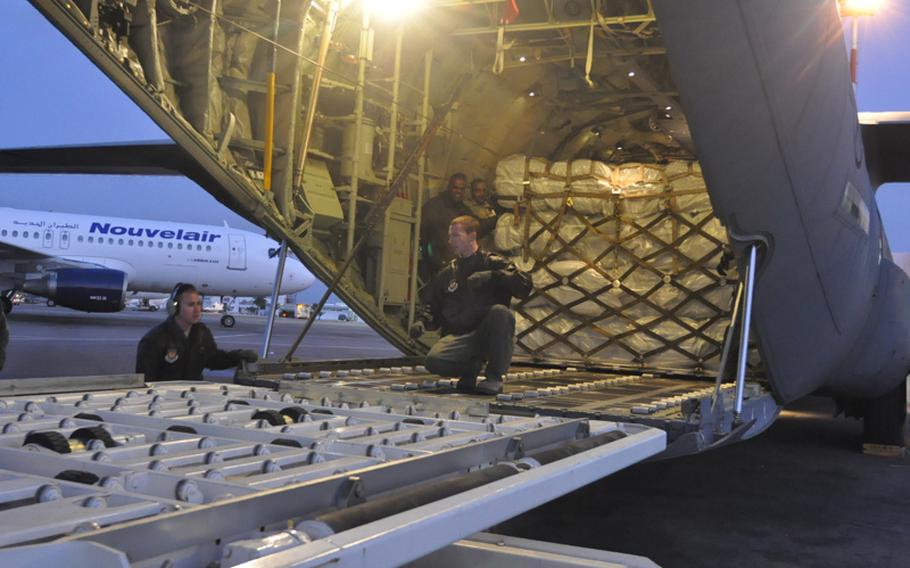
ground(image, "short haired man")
xmin=136 ymin=283 xmax=257 ymax=381
xmin=465 ymin=178 xmax=498 ymax=248
xmin=410 ymin=215 xmax=533 ymax=394
xmin=420 ymin=173 xmax=472 ymax=273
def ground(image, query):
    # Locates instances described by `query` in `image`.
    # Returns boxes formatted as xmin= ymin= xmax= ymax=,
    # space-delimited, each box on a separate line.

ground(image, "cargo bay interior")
xmin=27 ymin=0 xmax=778 ymax=453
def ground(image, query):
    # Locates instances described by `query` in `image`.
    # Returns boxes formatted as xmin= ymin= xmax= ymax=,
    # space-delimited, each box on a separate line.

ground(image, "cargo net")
xmin=494 ymin=156 xmax=737 ymax=373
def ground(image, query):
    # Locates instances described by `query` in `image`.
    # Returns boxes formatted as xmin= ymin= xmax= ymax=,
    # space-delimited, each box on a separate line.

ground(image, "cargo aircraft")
xmin=0 ymin=207 xmax=315 ymax=323
xmin=0 ymin=0 xmax=908 ymax=564
xmin=3 ymin=0 xmax=910 ymax=453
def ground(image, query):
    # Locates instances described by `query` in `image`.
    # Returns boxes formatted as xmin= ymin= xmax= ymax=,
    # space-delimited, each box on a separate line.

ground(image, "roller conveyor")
xmin=0 ymin=377 xmax=665 ymax=567
xmin=243 ymin=359 xmax=779 ymax=455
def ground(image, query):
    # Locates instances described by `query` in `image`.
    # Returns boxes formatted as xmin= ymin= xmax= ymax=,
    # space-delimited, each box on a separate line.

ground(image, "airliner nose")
xmin=282 ymin=257 xmax=316 ymax=292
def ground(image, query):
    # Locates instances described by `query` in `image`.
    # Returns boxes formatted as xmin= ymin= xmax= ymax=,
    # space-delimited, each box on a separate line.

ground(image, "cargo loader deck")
xmin=239 ymin=359 xmax=780 ymax=458
xmin=0 ymin=376 xmax=663 ymax=567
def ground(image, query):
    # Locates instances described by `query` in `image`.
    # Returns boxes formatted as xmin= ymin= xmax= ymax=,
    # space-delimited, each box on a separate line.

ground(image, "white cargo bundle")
xmin=515 ymin=306 xmax=727 ymax=370
xmin=494 ymin=212 xmax=609 ymax=262
xmin=494 ymin=155 xmax=735 ymax=372
xmin=495 ymin=154 xmax=549 ymax=201
xmin=495 ymin=155 xmax=614 ymax=215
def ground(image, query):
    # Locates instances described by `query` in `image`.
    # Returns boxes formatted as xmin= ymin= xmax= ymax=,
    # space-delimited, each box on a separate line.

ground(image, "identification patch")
xmin=447 ymin=279 xmax=459 ymax=292
xmin=164 ymin=349 xmax=179 ymax=364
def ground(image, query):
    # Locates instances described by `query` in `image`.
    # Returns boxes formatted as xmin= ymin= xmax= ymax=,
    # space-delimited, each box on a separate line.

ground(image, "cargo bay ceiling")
xmin=28 ymin=0 xmax=741 ymax=375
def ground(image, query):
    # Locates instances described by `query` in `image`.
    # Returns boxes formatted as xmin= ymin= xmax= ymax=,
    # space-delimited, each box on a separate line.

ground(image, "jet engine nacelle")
xmin=23 ymin=268 xmax=127 ymax=313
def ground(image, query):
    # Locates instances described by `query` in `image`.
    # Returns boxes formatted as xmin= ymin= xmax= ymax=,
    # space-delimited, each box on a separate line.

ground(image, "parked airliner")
xmin=0 ymin=208 xmax=315 ymax=322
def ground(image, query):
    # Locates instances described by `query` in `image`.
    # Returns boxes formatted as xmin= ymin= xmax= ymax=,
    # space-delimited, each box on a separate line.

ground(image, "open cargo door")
xmin=23 ymin=0 xmax=777 ymax=456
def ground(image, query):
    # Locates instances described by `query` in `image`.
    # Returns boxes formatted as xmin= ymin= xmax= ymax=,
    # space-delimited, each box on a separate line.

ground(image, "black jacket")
xmin=0 ymin=307 xmax=7 ymax=371
xmin=420 ymin=250 xmax=533 ymax=336
xmin=136 ymin=317 xmax=242 ymax=381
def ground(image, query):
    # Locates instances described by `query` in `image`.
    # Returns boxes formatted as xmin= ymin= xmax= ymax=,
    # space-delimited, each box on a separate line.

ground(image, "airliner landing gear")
xmin=221 ymin=315 xmax=236 ymax=328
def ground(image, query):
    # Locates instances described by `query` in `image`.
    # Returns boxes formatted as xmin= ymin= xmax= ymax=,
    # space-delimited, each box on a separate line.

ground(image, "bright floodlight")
xmin=841 ymin=0 xmax=882 ymax=16
xmin=366 ymin=0 xmax=424 ymax=20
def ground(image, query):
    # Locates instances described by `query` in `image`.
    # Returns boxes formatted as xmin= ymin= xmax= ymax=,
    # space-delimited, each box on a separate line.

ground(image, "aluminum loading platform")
xmin=0 ymin=376 xmax=663 ymax=567
xmin=238 ymin=359 xmax=780 ymax=457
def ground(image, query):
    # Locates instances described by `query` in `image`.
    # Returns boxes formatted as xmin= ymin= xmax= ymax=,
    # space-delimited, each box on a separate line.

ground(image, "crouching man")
xmin=136 ymin=283 xmax=258 ymax=381
xmin=410 ymin=216 xmax=532 ymax=394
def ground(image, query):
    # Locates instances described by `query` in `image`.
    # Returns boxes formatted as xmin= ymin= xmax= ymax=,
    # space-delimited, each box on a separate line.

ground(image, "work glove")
xmin=236 ymin=349 xmax=259 ymax=363
xmin=466 ymin=270 xmax=494 ymax=291
xmin=409 ymin=321 xmax=426 ymax=339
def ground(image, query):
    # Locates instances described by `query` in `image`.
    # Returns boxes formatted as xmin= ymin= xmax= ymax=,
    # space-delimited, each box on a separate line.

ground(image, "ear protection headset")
xmin=167 ymin=283 xmax=195 ymax=317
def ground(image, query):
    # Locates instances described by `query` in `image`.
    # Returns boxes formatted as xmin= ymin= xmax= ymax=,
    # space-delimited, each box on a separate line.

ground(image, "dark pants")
xmin=426 ymin=305 xmax=516 ymax=381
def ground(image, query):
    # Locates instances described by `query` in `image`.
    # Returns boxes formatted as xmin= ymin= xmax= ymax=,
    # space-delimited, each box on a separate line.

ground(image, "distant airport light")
xmin=367 ymin=0 xmax=424 ymax=20
xmin=840 ymin=0 xmax=881 ymax=16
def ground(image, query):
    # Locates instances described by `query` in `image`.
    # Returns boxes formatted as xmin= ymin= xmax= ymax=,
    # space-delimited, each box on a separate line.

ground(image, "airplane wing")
xmin=0 ymin=142 xmax=261 ymax=233
xmin=859 ymin=112 xmax=910 ymax=188
xmin=0 ymin=241 xmax=110 ymax=288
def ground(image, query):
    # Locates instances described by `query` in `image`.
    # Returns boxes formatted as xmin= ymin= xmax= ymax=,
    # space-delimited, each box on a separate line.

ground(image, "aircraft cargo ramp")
xmin=0 ymin=377 xmax=663 ymax=567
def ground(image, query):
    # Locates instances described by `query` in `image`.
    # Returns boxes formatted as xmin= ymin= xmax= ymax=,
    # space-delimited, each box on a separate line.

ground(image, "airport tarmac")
xmin=0 ymin=304 xmax=907 ymax=567
xmin=498 ymin=395 xmax=910 ymax=568
xmin=0 ymin=304 xmax=401 ymax=379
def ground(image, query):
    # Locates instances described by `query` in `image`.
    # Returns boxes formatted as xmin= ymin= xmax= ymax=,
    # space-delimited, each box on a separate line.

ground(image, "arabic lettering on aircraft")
xmin=89 ymin=222 xmax=222 ymax=242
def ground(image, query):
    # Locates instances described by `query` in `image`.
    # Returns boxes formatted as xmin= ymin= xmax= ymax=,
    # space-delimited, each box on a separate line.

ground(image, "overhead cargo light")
xmin=665 ymin=105 xmax=673 ymax=111
xmin=366 ymin=0 xmax=424 ymax=20
xmin=528 ymin=91 xmax=537 ymax=97
xmin=840 ymin=0 xmax=882 ymax=16
xmin=840 ymin=0 xmax=882 ymax=85
xmin=519 ymin=55 xmax=527 ymax=62
xmin=627 ymin=71 xmax=636 ymax=77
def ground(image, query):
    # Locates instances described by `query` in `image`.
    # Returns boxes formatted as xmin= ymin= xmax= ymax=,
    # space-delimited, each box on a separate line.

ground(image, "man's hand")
xmin=466 ymin=270 xmax=494 ymax=290
xmin=237 ymin=349 xmax=259 ymax=363
xmin=409 ymin=321 xmax=426 ymax=339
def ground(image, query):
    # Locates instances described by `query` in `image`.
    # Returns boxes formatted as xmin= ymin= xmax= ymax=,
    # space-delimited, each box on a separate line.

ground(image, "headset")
xmin=167 ymin=283 xmax=196 ymax=317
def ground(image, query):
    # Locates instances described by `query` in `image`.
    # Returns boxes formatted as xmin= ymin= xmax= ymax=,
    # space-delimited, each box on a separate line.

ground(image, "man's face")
xmin=176 ymin=291 xmax=203 ymax=327
xmin=471 ymin=182 xmax=487 ymax=203
xmin=448 ymin=222 xmax=474 ymax=256
xmin=448 ymin=178 xmax=466 ymax=202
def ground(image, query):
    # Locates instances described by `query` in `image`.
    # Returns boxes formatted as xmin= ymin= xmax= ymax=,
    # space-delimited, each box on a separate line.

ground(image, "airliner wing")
xmin=0 ymin=241 xmax=108 ymax=288
xmin=0 ymin=240 xmax=55 ymax=262
xmin=0 ymin=142 xmax=256 ymax=229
